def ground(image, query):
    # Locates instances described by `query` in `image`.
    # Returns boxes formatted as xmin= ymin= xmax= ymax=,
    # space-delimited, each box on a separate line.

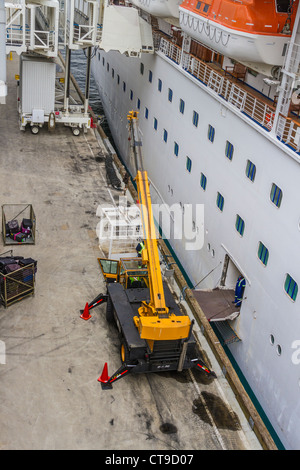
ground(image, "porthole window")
xmin=246 ymin=160 xmax=256 ymax=182
xmin=200 ymin=173 xmax=207 ymax=190
xmin=258 ymin=242 xmax=269 ymax=266
xmin=270 ymin=183 xmax=283 ymax=208
xmin=174 ymin=141 xmax=179 ymax=157
xmin=208 ymin=124 xmax=215 ymax=142
xmin=216 ymin=192 xmax=224 ymax=212
xmin=186 ymin=157 xmax=192 ymax=173
xmin=235 ymin=214 xmax=245 ymax=236
xmin=225 ymin=140 xmax=234 ymax=160
xmin=277 ymin=345 xmax=282 ymax=356
xmin=284 ymin=274 xmax=298 ymax=301
xmin=270 ymin=334 xmax=275 ymax=345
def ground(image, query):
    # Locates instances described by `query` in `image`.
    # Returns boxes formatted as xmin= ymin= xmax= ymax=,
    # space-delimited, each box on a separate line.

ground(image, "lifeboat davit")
xmin=131 ymin=0 xmax=180 ymax=18
xmin=179 ymin=0 xmax=299 ymax=66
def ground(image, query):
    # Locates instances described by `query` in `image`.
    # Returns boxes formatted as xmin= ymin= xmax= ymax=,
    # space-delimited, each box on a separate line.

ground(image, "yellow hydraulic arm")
xmin=127 ymin=111 xmax=191 ymax=343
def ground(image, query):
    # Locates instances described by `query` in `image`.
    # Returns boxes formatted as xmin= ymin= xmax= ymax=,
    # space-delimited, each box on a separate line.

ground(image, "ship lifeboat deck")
xmin=156 ymin=31 xmax=300 ymax=155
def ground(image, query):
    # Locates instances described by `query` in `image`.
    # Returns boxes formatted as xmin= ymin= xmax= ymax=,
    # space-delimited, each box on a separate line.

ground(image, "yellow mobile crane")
xmin=90 ymin=111 xmax=215 ymax=388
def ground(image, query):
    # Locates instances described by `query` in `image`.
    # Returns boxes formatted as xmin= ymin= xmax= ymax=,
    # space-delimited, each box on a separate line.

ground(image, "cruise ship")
xmin=91 ymin=0 xmax=300 ymax=450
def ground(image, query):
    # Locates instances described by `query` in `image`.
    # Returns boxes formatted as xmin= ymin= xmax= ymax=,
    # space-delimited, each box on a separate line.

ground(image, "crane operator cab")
xmin=98 ymin=257 xmax=149 ymax=289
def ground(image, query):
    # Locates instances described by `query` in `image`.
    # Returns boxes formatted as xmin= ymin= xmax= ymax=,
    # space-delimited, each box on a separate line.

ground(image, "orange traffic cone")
xmin=80 ymin=302 xmax=91 ymax=321
xmin=98 ymin=362 xmax=110 ymax=384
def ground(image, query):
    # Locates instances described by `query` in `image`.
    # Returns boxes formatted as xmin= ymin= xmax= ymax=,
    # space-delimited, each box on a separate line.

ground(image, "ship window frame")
xmin=200 ymin=173 xmax=207 ymax=191
xmin=179 ymin=99 xmax=185 ymax=114
xmin=284 ymin=274 xmax=298 ymax=302
xmin=137 ymin=98 xmax=141 ymax=109
xmin=216 ymin=192 xmax=224 ymax=212
xmin=203 ymin=3 xmax=210 ymax=13
xmin=186 ymin=156 xmax=192 ymax=173
xmin=130 ymin=89 xmax=133 ymax=101
xmin=270 ymin=183 xmax=283 ymax=208
xmin=123 ymin=81 xmax=126 ymax=92
xmin=112 ymin=68 xmax=114 ymax=78
xmin=193 ymin=111 xmax=199 ymax=128
xmin=208 ymin=124 xmax=215 ymax=142
xmin=149 ymin=70 xmax=153 ymax=83
xmin=246 ymin=160 xmax=256 ymax=182
xmin=235 ymin=214 xmax=245 ymax=237
xmin=153 ymin=117 xmax=158 ymax=131
xmin=140 ymin=63 xmax=144 ymax=75
xmin=225 ymin=140 xmax=234 ymax=160
xmin=163 ymin=129 xmax=168 ymax=143
xmin=196 ymin=1 xmax=202 ymax=9
xmin=257 ymin=242 xmax=269 ymax=266
xmin=158 ymin=79 xmax=162 ymax=92
xmin=168 ymin=88 xmax=173 ymax=102
xmin=174 ymin=141 xmax=179 ymax=157
xmin=145 ymin=107 xmax=149 ymax=120
xmin=117 ymin=74 xmax=120 ymax=85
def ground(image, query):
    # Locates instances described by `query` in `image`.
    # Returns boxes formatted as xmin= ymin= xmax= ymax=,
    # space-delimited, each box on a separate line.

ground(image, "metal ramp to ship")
xmin=192 ymin=288 xmax=241 ymax=345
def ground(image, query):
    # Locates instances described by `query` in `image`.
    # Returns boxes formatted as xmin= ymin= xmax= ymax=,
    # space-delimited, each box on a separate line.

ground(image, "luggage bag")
xmin=7 ymin=220 xmax=19 ymax=234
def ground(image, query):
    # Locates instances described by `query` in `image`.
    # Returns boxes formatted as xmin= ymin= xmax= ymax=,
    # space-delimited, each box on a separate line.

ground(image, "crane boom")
xmin=128 ymin=111 xmax=191 ymax=342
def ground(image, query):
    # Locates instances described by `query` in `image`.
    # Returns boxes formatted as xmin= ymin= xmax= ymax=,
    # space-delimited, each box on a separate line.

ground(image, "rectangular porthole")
xmin=186 ymin=157 xmax=192 ymax=173
xmin=225 ymin=140 xmax=234 ymax=160
xmin=193 ymin=111 xmax=199 ymax=127
xmin=246 ymin=160 xmax=256 ymax=182
xmin=216 ymin=192 xmax=224 ymax=211
xmin=200 ymin=173 xmax=207 ymax=190
xmin=258 ymin=242 xmax=269 ymax=266
xmin=208 ymin=125 xmax=215 ymax=142
xmin=284 ymin=274 xmax=298 ymax=301
xmin=270 ymin=183 xmax=283 ymax=208
xmin=174 ymin=142 xmax=179 ymax=157
xmin=179 ymin=99 xmax=185 ymax=114
xmin=235 ymin=214 xmax=245 ymax=236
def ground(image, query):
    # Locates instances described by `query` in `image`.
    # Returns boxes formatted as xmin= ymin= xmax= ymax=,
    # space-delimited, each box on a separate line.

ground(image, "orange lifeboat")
xmin=179 ymin=0 xmax=299 ymax=65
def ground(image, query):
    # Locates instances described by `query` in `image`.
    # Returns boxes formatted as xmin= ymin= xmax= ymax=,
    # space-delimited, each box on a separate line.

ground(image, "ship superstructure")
xmin=90 ymin=0 xmax=300 ymax=449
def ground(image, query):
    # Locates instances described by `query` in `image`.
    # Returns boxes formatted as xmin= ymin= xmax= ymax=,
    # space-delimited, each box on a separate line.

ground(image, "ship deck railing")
xmin=155 ymin=33 xmax=300 ymax=155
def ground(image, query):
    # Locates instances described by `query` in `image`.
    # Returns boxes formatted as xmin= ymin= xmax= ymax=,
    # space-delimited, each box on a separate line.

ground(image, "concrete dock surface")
xmin=0 ymin=56 xmax=263 ymax=451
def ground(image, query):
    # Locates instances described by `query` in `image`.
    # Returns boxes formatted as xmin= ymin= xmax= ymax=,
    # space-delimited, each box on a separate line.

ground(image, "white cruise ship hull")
xmin=91 ymin=41 xmax=300 ymax=450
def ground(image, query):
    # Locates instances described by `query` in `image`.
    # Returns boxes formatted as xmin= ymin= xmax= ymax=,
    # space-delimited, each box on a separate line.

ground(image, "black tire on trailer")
xmin=106 ymin=295 xmax=114 ymax=323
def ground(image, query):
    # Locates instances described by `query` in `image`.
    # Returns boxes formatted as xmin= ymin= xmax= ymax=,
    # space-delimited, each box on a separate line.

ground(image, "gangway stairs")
xmin=5 ymin=0 xmax=59 ymax=57
xmin=1 ymin=0 xmax=155 ymax=107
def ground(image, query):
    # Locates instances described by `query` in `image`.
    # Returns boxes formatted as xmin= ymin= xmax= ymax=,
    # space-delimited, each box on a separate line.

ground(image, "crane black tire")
xmin=106 ymin=296 xmax=114 ymax=323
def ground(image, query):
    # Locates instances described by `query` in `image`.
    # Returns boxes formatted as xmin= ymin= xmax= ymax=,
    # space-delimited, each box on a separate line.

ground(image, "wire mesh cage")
xmin=0 ymin=261 xmax=36 ymax=307
xmin=2 ymin=204 xmax=36 ymax=245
